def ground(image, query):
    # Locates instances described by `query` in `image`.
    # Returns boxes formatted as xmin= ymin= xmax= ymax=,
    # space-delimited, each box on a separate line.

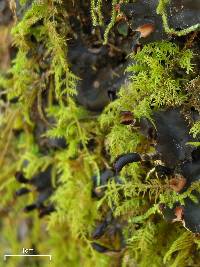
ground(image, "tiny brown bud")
xmin=120 ymin=111 xmax=134 ymax=125
xmin=159 ymin=203 xmax=165 ymax=212
xmin=115 ymin=4 xmax=121 ymax=12
xmin=173 ymin=206 xmax=184 ymax=222
xmin=136 ymin=23 xmax=155 ymax=38
xmin=116 ymin=14 xmax=127 ymax=22
xmin=169 ymin=174 xmax=186 ymax=193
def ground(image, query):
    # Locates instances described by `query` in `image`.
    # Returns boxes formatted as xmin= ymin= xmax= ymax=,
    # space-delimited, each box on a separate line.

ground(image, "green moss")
xmin=1 ymin=1 xmax=200 ymax=267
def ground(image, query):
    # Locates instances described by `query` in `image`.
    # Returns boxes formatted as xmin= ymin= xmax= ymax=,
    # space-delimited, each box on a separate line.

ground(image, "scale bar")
xmin=4 ymin=255 xmax=52 ymax=261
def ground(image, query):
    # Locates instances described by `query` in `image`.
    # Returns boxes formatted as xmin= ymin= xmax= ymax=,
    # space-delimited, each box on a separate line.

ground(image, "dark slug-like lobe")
xmin=15 ymin=172 xmax=29 ymax=184
xmin=91 ymin=242 xmax=121 ymax=254
xmin=92 ymin=221 xmax=108 ymax=239
xmin=29 ymin=167 xmax=52 ymax=191
xmin=91 ymin=242 xmax=110 ymax=253
xmin=92 ymin=212 xmax=113 ymax=239
xmin=24 ymin=204 xmax=37 ymax=212
xmin=15 ymin=187 xmax=30 ymax=196
xmin=39 ymin=205 xmax=55 ymax=218
xmin=114 ymin=153 xmax=141 ymax=173
xmin=15 ymin=166 xmax=54 ymax=217
xmin=153 ymin=109 xmax=195 ymax=167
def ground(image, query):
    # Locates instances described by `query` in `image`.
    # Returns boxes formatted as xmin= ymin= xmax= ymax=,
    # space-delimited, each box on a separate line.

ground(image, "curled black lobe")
xmin=15 ymin=172 xmax=29 ymax=184
xmin=114 ymin=152 xmax=141 ymax=173
xmin=15 ymin=187 xmax=30 ymax=196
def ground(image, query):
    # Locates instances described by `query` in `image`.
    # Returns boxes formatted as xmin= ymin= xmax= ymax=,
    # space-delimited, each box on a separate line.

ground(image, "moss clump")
xmin=0 ymin=1 xmax=200 ymax=267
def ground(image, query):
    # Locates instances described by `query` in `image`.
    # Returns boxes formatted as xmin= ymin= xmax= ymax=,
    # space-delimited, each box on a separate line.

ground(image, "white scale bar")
xmin=4 ymin=255 xmax=52 ymax=261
